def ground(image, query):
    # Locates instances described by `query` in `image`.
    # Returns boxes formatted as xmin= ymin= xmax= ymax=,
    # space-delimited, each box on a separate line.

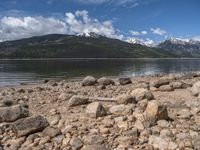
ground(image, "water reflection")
xmin=0 ymin=58 xmax=200 ymax=87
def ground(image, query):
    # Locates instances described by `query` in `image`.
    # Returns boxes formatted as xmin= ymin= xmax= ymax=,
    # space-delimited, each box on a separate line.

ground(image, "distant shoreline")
xmin=1 ymin=57 xmax=200 ymax=60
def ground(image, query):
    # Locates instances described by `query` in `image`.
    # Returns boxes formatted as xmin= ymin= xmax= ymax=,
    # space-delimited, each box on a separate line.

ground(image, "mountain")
xmin=0 ymin=34 xmax=175 ymax=58
xmin=158 ymin=38 xmax=200 ymax=57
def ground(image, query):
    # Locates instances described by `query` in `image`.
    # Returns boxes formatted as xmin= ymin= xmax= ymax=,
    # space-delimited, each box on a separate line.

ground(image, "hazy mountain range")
xmin=0 ymin=33 xmax=200 ymax=58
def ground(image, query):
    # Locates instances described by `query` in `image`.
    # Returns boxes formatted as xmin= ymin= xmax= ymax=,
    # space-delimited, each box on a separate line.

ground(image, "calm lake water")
xmin=1 ymin=58 xmax=200 ymax=87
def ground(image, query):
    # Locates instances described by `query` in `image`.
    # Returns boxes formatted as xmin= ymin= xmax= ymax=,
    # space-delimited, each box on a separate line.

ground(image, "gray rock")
xmin=86 ymin=102 xmax=107 ymax=118
xmin=145 ymin=100 xmax=169 ymax=123
xmin=124 ymin=127 xmax=139 ymax=137
xmin=82 ymin=145 xmax=110 ymax=150
xmin=0 ymin=104 xmax=29 ymax=123
xmin=68 ymin=95 xmax=89 ymax=107
xmin=118 ymin=78 xmax=132 ymax=85
xmin=116 ymin=94 xmax=136 ymax=104
xmin=157 ymin=120 xmax=170 ymax=128
xmin=70 ymin=137 xmax=83 ymax=150
xmin=109 ymin=104 xmax=133 ymax=115
xmin=82 ymin=76 xmax=97 ymax=86
xmin=159 ymin=84 xmax=174 ymax=92
xmin=98 ymin=77 xmax=115 ymax=86
xmin=131 ymin=88 xmax=154 ymax=101
xmin=149 ymin=135 xmax=178 ymax=150
xmin=42 ymin=126 xmax=61 ymax=138
xmin=191 ymin=81 xmax=200 ymax=96
xmin=13 ymin=115 xmax=49 ymax=137
xmin=150 ymin=79 xmax=170 ymax=88
xmin=82 ymin=134 xmax=105 ymax=145
xmin=170 ymin=81 xmax=183 ymax=89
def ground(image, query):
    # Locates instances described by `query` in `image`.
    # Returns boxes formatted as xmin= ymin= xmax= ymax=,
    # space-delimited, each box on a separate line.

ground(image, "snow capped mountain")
xmin=78 ymin=32 xmax=102 ymax=38
xmin=167 ymin=37 xmax=200 ymax=45
xmin=126 ymin=37 xmax=155 ymax=47
xmin=158 ymin=37 xmax=200 ymax=57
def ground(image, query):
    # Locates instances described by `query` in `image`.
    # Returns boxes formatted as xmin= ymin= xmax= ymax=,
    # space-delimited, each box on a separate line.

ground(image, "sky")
xmin=0 ymin=0 xmax=200 ymax=45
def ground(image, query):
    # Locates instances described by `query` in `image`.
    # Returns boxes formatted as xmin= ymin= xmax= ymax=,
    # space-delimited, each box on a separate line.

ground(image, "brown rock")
xmin=86 ymin=102 xmax=107 ymax=118
xmin=116 ymin=94 xmax=136 ymax=104
xmin=82 ymin=76 xmax=97 ymax=86
xmin=68 ymin=95 xmax=89 ymax=107
xmin=118 ymin=78 xmax=132 ymax=85
xmin=145 ymin=100 xmax=169 ymax=123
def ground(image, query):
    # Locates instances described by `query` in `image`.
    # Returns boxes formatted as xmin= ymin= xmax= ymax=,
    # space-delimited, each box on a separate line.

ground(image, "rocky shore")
xmin=1 ymin=72 xmax=200 ymax=150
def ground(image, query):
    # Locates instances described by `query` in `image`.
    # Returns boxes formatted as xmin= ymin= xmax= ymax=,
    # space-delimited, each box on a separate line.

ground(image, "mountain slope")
xmin=158 ymin=38 xmax=200 ymax=57
xmin=0 ymin=34 xmax=176 ymax=58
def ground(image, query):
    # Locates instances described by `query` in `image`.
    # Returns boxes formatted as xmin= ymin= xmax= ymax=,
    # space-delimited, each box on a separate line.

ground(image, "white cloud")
xmin=0 ymin=16 xmax=67 ymax=41
xmin=192 ymin=36 xmax=200 ymax=41
xmin=151 ymin=28 xmax=167 ymax=36
xmin=0 ymin=10 xmax=123 ymax=41
xmin=130 ymin=30 xmax=148 ymax=36
xmin=65 ymin=10 xmax=123 ymax=39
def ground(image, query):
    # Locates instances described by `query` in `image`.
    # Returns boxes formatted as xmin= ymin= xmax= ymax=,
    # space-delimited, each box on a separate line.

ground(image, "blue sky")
xmin=0 ymin=0 xmax=200 ymax=45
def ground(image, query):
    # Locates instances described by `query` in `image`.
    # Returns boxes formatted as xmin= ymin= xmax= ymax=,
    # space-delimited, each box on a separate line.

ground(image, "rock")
xmin=0 ymin=104 xmax=29 ymax=123
xmin=194 ymin=135 xmax=200 ymax=150
xmin=131 ymin=88 xmax=154 ymax=101
xmin=58 ymin=93 xmax=72 ymax=101
xmin=159 ymin=84 xmax=173 ymax=92
xmin=148 ymin=135 xmax=178 ymax=150
xmin=98 ymin=77 xmax=115 ymax=86
xmin=68 ymin=95 xmax=89 ymax=107
xmin=194 ymin=116 xmax=200 ymax=125
xmin=150 ymin=79 xmax=170 ymax=88
xmin=157 ymin=120 xmax=170 ymax=128
xmin=70 ymin=137 xmax=83 ymax=150
xmin=81 ymin=76 xmax=97 ymax=86
xmin=170 ymin=81 xmax=183 ymax=89
xmin=134 ymin=120 xmax=145 ymax=131
xmin=82 ymin=145 xmax=110 ymax=150
xmin=13 ymin=115 xmax=49 ymax=137
xmin=145 ymin=100 xmax=169 ymax=123
xmin=191 ymin=81 xmax=200 ymax=96
xmin=42 ymin=127 xmax=61 ymax=138
xmin=86 ymin=102 xmax=107 ymax=118
xmin=109 ymin=105 xmax=133 ymax=115
xmin=82 ymin=134 xmax=105 ymax=145
xmin=176 ymin=108 xmax=192 ymax=119
xmin=124 ymin=127 xmax=139 ymax=137
xmin=116 ymin=136 xmax=136 ymax=146
xmin=116 ymin=94 xmax=136 ymax=104
xmin=118 ymin=78 xmax=132 ymax=85
xmin=0 ymin=100 xmax=16 ymax=107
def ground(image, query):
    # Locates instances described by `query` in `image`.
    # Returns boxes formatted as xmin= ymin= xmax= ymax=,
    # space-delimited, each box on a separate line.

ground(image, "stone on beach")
xmin=191 ymin=81 xmax=200 ymax=96
xmin=131 ymin=88 xmax=154 ymax=101
xmin=150 ymin=79 xmax=170 ymax=88
xmin=109 ymin=104 xmax=133 ymax=115
xmin=118 ymin=77 xmax=132 ymax=85
xmin=98 ymin=77 xmax=115 ymax=86
xmin=159 ymin=84 xmax=174 ymax=92
xmin=0 ymin=104 xmax=29 ymax=123
xmin=13 ymin=115 xmax=49 ymax=137
xmin=81 ymin=76 xmax=97 ymax=86
xmin=68 ymin=95 xmax=89 ymax=107
xmin=86 ymin=102 xmax=107 ymax=118
xmin=145 ymin=100 xmax=169 ymax=123
xmin=116 ymin=94 xmax=136 ymax=104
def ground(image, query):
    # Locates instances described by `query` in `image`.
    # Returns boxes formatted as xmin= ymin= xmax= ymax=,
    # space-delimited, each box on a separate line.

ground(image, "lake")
xmin=1 ymin=58 xmax=200 ymax=87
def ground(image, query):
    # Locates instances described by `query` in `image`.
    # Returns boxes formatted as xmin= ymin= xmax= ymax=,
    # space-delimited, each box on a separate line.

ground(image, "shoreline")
xmin=0 ymin=72 xmax=200 ymax=149
xmin=1 ymin=57 xmax=200 ymax=60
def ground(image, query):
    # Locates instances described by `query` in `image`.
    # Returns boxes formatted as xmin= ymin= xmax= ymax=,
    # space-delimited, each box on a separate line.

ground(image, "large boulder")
xmin=68 ymin=95 xmax=89 ymax=107
xmin=13 ymin=115 xmax=49 ymax=137
xmin=86 ymin=102 xmax=107 ymax=118
xmin=118 ymin=78 xmax=132 ymax=85
xmin=81 ymin=76 xmax=97 ymax=86
xmin=98 ymin=77 xmax=115 ymax=86
xmin=150 ymin=79 xmax=170 ymax=88
xmin=145 ymin=100 xmax=169 ymax=123
xmin=131 ymin=88 xmax=154 ymax=101
xmin=109 ymin=104 xmax=133 ymax=115
xmin=116 ymin=94 xmax=136 ymax=104
xmin=0 ymin=104 xmax=29 ymax=123
xmin=159 ymin=85 xmax=174 ymax=92
xmin=191 ymin=81 xmax=200 ymax=96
